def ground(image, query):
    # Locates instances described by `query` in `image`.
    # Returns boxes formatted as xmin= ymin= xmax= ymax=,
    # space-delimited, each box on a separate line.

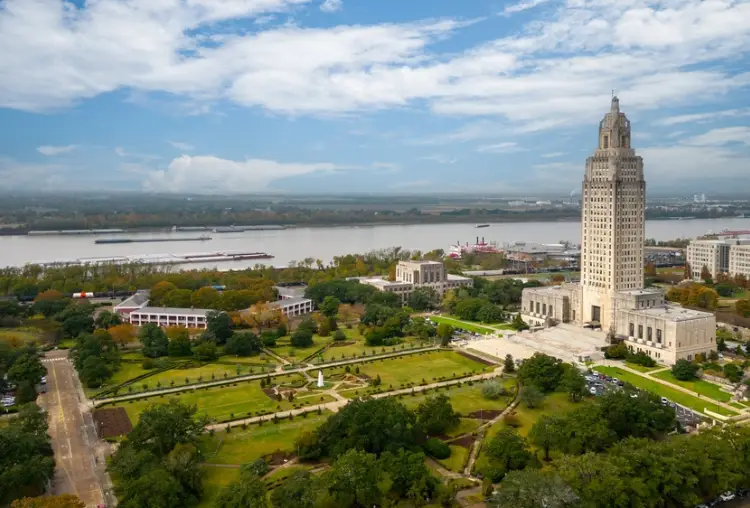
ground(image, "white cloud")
xmin=477 ymin=142 xmax=525 ymax=153
xmin=114 ymin=147 xmax=127 ymax=157
xmin=501 ymin=0 xmax=551 ymax=16
xmin=320 ymin=0 xmax=342 ymax=13
xmin=682 ymin=127 xmax=750 ymax=147
xmin=419 ymin=155 xmax=457 ymax=164
xmin=655 ymin=108 xmax=750 ymax=126
xmin=0 ymin=0 xmax=749 ymax=138
xmin=143 ymin=155 xmax=343 ymax=193
xmin=37 ymin=145 xmax=76 ymax=156
xmin=168 ymin=141 xmax=195 ymax=151
xmin=541 ymin=152 xmax=564 ymax=158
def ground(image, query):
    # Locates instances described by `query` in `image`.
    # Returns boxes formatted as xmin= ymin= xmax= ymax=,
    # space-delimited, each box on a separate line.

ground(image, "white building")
xmin=127 ymin=307 xmax=210 ymax=329
xmin=521 ymin=96 xmax=715 ymax=365
xmin=268 ymin=297 xmax=314 ymax=317
xmin=114 ymin=290 xmax=150 ymax=317
xmin=686 ymin=238 xmax=750 ymax=280
xmin=361 ymin=260 xmax=472 ymax=304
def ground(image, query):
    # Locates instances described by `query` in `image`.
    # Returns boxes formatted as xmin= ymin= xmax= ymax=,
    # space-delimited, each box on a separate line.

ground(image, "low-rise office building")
xmin=361 ymin=260 xmax=472 ymax=304
xmin=127 ymin=307 xmax=210 ymax=329
xmin=268 ymin=297 xmax=314 ymax=317
xmin=687 ymin=238 xmax=750 ymax=280
xmin=114 ymin=290 xmax=150 ymax=317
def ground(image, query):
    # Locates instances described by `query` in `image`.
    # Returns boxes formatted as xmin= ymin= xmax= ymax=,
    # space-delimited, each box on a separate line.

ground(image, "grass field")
xmin=651 ymin=370 xmax=732 ymax=402
xmin=594 ymin=366 xmax=737 ymax=416
xmin=0 ymin=327 xmax=42 ymax=346
xmin=198 ymin=466 xmax=240 ymax=508
xmin=401 ymin=378 xmax=517 ymax=416
xmin=202 ymin=412 xmax=330 ymax=465
xmin=430 ymin=316 xmax=495 ymax=334
xmin=329 ymin=350 xmax=491 ymax=396
xmin=438 ymin=445 xmax=469 ymax=473
xmin=109 ymin=373 xmax=332 ymax=424
xmin=625 ymin=362 xmax=664 ymax=373
xmin=271 ymin=334 xmax=333 ymax=361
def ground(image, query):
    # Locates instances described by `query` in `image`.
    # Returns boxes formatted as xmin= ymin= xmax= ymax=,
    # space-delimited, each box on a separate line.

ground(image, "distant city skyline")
xmin=0 ymin=0 xmax=749 ymax=194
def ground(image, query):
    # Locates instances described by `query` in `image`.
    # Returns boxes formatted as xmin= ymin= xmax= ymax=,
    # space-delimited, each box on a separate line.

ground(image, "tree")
xmin=519 ymin=385 xmax=544 ymax=408
xmin=529 ymin=414 xmax=565 ymax=461
xmin=8 ymin=353 xmax=46 ymax=388
xmin=118 ymin=467 xmax=185 ymax=508
xmin=455 ymin=298 xmax=487 ymax=321
xmin=139 ymin=323 xmax=169 ymax=358
xmin=95 ymin=310 xmax=122 ymax=329
xmin=504 ymin=354 xmax=515 ymax=373
xmin=683 ymin=262 xmax=692 ymax=280
xmin=671 ymin=359 xmax=699 ymax=381
xmin=481 ymin=379 xmax=508 ymax=400
xmin=416 ymin=394 xmax=460 ymax=435
xmin=80 ymin=356 xmax=113 ymax=389
xmin=436 ymin=323 xmax=454 ymax=346
xmin=162 ymin=289 xmax=193 ymax=308
xmin=206 ymin=311 xmax=233 ymax=345
xmin=61 ymin=313 xmax=94 ymax=339
xmin=597 ymin=391 xmax=675 ymax=440
xmin=737 ymin=298 xmax=750 ymax=318
xmin=511 ymin=313 xmax=529 ymax=331
xmin=271 ymin=470 xmax=319 ymax=508
xmin=485 ymin=429 xmax=533 ymax=477
xmin=560 ymin=366 xmax=587 ymax=402
xmin=224 ymin=332 xmax=261 ymax=357
xmin=333 ymin=329 xmax=347 ymax=342
xmin=320 ymin=296 xmax=341 ymax=318
xmin=291 ymin=327 xmax=314 ymax=348
xmin=317 ymin=319 xmax=331 ymax=337
xmin=700 ymin=265 xmax=712 ymax=283
xmin=127 ymin=400 xmax=206 ymax=456
xmin=11 ymin=495 xmax=85 ymax=508
xmin=241 ymin=458 xmax=269 ymax=477
xmin=324 ymin=449 xmax=383 ymax=508
xmin=190 ymin=286 xmax=220 ymax=309
xmin=488 ymin=470 xmax=578 ymax=508
xmin=724 ymin=363 xmax=744 ymax=383
xmin=168 ymin=330 xmax=193 ymax=357
xmin=164 ymin=444 xmax=203 ymax=503
xmin=380 ymin=449 xmax=440 ymax=503
xmin=604 ymin=342 xmax=629 ymax=359
xmin=518 ymin=353 xmax=564 ymax=393
xmin=108 ymin=323 xmax=135 ymax=346
xmin=407 ymin=287 xmax=440 ymax=311
xmin=476 ymin=303 xmax=505 ymax=324
xmin=644 ymin=262 xmax=657 ymax=277
xmin=192 ymin=340 xmax=217 ymax=362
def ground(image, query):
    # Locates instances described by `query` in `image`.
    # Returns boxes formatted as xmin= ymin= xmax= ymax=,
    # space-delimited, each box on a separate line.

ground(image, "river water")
xmin=2 ymin=218 xmax=750 ymax=270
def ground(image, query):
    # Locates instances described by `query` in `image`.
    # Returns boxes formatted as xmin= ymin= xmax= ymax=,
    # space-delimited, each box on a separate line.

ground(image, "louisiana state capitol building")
xmin=521 ymin=96 xmax=717 ymax=366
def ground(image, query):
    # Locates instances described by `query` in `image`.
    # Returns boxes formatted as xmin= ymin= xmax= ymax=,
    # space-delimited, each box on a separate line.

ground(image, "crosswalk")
xmin=42 ymin=357 xmax=67 ymax=364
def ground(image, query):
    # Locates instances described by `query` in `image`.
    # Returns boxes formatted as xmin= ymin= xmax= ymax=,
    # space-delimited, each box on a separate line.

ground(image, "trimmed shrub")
xmin=424 ymin=437 xmax=451 ymax=460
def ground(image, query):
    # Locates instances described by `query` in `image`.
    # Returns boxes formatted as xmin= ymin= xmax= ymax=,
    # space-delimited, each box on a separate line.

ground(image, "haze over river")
xmin=3 ymin=218 xmax=750 ymax=270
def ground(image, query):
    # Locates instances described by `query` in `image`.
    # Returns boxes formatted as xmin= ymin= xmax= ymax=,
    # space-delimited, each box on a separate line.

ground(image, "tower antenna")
xmin=612 ymin=88 xmax=618 ymax=98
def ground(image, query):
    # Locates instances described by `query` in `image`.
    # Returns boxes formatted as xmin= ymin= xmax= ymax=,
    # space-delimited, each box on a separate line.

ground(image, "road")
xmin=39 ymin=350 xmax=116 ymax=507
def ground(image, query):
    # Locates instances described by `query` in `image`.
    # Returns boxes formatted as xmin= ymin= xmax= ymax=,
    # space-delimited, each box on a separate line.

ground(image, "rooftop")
xmin=269 ymin=297 xmax=313 ymax=308
xmin=362 ymin=278 xmax=411 ymax=288
xmin=131 ymin=307 xmax=211 ymax=317
xmin=115 ymin=291 xmax=150 ymax=309
xmin=400 ymin=260 xmax=442 ymax=266
xmin=446 ymin=273 xmax=471 ymax=281
xmin=616 ymin=288 xmax=663 ymax=296
xmin=627 ymin=305 xmax=714 ymax=322
xmin=276 ymin=286 xmax=307 ymax=298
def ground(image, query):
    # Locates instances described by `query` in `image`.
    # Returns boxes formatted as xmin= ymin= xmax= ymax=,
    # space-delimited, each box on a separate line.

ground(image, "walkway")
xmin=39 ymin=350 xmax=116 ymax=508
xmin=205 ymin=367 xmax=504 ymax=431
xmin=464 ymin=397 xmax=520 ymax=476
xmin=96 ymin=346 xmax=439 ymax=405
xmin=594 ymin=360 xmax=742 ymax=415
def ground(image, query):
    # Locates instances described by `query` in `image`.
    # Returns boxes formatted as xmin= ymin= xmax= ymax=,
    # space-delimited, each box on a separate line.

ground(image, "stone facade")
xmin=362 ymin=260 xmax=472 ymax=304
xmin=729 ymin=244 xmax=750 ymax=279
xmin=520 ymin=96 xmax=716 ymax=366
xmin=686 ymin=240 xmax=730 ymax=280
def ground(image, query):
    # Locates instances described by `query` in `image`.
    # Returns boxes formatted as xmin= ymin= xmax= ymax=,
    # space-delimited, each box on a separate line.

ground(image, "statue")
xmin=317 ymin=370 xmax=324 ymax=388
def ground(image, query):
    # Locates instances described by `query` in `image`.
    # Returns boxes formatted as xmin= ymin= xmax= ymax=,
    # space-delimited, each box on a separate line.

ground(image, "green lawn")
xmin=198 ymin=466 xmax=240 ymax=508
xmin=430 ymin=316 xmax=495 ymax=334
xmin=270 ymin=334 xmax=333 ymax=361
xmin=318 ymin=330 xmax=428 ymax=363
xmin=202 ymin=412 xmax=330 ymax=465
xmin=0 ymin=327 xmax=42 ymax=346
xmin=131 ymin=362 xmax=255 ymax=391
xmin=651 ymin=370 xmax=732 ymax=403
xmin=327 ymin=350 xmax=491 ymax=396
xmin=594 ymin=366 xmax=737 ymax=416
xmin=625 ymin=362 xmax=663 ymax=373
xmin=107 ymin=373 xmax=332 ymax=424
xmin=438 ymin=445 xmax=470 ymax=473
xmin=447 ymin=418 xmax=481 ymax=438
xmin=401 ymin=378 xmax=517 ymax=417
xmin=85 ymin=362 xmax=153 ymax=397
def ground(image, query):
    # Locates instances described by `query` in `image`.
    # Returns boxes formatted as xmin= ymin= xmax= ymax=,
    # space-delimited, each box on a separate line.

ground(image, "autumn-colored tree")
xmin=700 ymin=265 xmax=712 ymax=283
xmin=34 ymin=289 xmax=64 ymax=301
xmin=165 ymin=326 xmax=190 ymax=340
xmin=150 ymin=281 xmax=178 ymax=306
xmin=644 ymin=262 xmax=656 ymax=277
xmin=191 ymin=286 xmax=220 ymax=309
xmin=11 ymin=495 xmax=84 ymax=508
xmin=683 ymin=262 xmax=692 ymax=280
xmin=241 ymin=302 xmax=285 ymax=331
xmin=715 ymin=272 xmax=731 ymax=284
xmin=737 ymin=299 xmax=750 ymax=318
xmin=338 ymin=304 xmax=356 ymax=325
xmin=108 ymin=323 xmax=136 ymax=346
xmin=736 ymin=274 xmax=749 ymax=289
xmin=550 ymin=274 xmax=565 ymax=285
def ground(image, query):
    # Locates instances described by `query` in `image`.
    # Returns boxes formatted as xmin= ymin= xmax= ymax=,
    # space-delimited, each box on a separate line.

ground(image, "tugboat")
xmin=475 ymin=224 xmax=490 ymax=228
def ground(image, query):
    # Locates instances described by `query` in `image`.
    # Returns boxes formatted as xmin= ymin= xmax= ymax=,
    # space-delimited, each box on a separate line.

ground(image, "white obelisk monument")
xmin=317 ymin=370 xmax=324 ymax=388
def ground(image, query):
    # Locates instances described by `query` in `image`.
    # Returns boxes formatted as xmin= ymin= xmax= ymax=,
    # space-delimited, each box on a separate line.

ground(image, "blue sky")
xmin=1 ymin=0 xmax=749 ymax=195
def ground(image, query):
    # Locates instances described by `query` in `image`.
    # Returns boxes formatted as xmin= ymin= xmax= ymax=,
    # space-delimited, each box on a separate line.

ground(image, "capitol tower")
xmin=579 ymin=94 xmax=645 ymax=330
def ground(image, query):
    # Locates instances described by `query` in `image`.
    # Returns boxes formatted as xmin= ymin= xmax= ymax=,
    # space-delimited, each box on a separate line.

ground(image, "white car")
xmin=660 ymin=397 xmax=669 ymax=405
xmin=589 ymin=387 xmax=597 ymax=395
xmin=630 ymin=393 xmax=638 ymax=399
xmin=719 ymin=491 xmax=736 ymax=501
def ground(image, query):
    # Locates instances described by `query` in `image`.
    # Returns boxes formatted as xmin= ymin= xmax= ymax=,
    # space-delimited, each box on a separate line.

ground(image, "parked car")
xmin=660 ymin=397 xmax=669 ymax=405
xmin=720 ymin=491 xmax=736 ymax=502
xmin=589 ymin=387 xmax=597 ymax=395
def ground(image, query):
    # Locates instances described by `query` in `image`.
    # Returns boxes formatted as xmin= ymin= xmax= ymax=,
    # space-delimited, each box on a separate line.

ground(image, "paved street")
xmin=39 ymin=350 xmax=115 ymax=507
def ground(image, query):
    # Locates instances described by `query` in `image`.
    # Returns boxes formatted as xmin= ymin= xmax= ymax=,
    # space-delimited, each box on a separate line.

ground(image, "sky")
xmin=0 ymin=0 xmax=749 ymax=196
